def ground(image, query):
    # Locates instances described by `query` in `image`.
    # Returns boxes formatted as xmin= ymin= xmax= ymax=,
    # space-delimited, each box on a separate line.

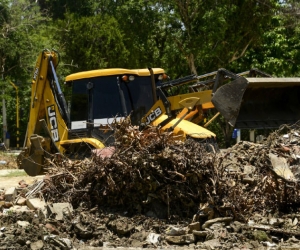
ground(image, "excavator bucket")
xmin=212 ymin=77 xmax=300 ymax=129
xmin=211 ymin=77 xmax=248 ymax=127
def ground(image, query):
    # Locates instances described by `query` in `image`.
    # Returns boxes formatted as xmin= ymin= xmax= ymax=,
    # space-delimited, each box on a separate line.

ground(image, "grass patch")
xmin=1 ymin=170 xmax=27 ymax=177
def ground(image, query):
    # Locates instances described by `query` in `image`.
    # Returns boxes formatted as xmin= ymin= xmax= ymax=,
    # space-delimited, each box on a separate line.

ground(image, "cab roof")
xmin=65 ymin=68 xmax=165 ymax=82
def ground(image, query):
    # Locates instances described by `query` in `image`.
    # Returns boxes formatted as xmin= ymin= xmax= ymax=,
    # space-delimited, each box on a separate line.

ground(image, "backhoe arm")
xmin=18 ymin=50 xmax=69 ymax=176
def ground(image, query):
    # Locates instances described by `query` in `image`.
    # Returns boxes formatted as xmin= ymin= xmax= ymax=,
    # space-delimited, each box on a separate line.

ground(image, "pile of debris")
xmin=42 ymin=118 xmax=217 ymax=219
xmin=216 ymin=123 xmax=300 ymax=221
xmin=0 ymin=119 xmax=300 ymax=249
xmin=42 ymin=120 xmax=300 ymax=220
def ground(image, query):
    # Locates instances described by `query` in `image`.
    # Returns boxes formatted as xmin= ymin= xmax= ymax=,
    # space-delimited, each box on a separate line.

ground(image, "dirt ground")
xmin=0 ymin=170 xmax=44 ymax=189
xmin=0 ymin=152 xmax=44 ymax=189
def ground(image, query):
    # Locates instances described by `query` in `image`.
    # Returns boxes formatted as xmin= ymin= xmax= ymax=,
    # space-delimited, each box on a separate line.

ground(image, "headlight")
xmin=158 ymin=73 xmax=168 ymax=80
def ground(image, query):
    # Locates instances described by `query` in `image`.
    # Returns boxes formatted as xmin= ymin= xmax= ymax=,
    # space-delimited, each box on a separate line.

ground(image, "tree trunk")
xmin=187 ymin=53 xmax=197 ymax=75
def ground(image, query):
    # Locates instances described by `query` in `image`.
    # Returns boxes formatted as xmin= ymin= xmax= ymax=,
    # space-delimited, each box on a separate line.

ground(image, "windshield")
xmin=123 ymin=76 xmax=154 ymax=124
xmin=70 ymin=75 xmax=156 ymax=128
xmin=70 ymin=79 xmax=89 ymax=129
xmin=92 ymin=76 xmax=128 ymax=119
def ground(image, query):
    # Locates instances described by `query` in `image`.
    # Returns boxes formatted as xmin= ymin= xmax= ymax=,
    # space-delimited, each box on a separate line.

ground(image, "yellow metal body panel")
xmin=141 ymin=89 xmax=216 ymax=139
xmin=140 ymin=99 xmax=166 ymax=126
xmin=202 ymin=102 xmax=214 ymax=110
xmin=153 ymin=115 xmax=216 ymax=139
xmin=167 ymin=90 xmax=213 ymax=110
xmin=140 ymin=89 xmax=216 ymax=139
xmin=66 ymin=68 xmax=165 ymax=81
xmin=176 ymin=108 xmax=199 ymax=120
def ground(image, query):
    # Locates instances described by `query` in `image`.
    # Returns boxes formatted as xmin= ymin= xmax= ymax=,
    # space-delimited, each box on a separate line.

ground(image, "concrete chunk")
xmin=17 ymin=220 xmax=30 ymax=228
xmin=269 ymin=153 xmax=294 ymax=180
xmin=47 ymin=203 xmax=73 ymax=220
xmin=30 ymin=240 xmax=44 ymax=250
xmin=4 ymin=187 xmax=17 ymax=202
xmin=26 ymin=198 xmax=46 ymax=210
xmin=165 ymin=234 xmax=195 ymax=245
xmin=16 ymin=197 xmax=26 ymax=206
xmin=9 ymin=205 xmax=31 ymax=213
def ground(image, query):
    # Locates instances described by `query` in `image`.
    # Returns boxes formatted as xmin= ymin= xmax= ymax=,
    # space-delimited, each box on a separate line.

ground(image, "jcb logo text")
xmin=47 ymin=105 xmax=60 ymax=142
xmin=142 ymin=107 xmax=162 ymax=126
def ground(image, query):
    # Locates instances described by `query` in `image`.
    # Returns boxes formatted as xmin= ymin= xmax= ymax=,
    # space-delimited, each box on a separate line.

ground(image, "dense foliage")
xmin=0 ymin=0 xmax=299 ymax=147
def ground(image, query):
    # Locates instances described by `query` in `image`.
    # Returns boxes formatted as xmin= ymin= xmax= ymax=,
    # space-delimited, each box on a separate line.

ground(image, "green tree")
xmin=233 ymin=1 xmax=300 ymax=76
xmin=160 ymin=0 xmax=279 ymax=76
xmin=82 ymin=0 xmax=173 ymax=71
xmin=0 ymin=0 xmax=50 ymax=147
xmin=112 ymin=1 xmax=170 ymax=69
xmin=57 ymin=14 xmax=129 ymax=71
xmin=38 ymin=0 xmax=95 ymax=19
xmin=0 ymin=0 xmax=49 ymax=81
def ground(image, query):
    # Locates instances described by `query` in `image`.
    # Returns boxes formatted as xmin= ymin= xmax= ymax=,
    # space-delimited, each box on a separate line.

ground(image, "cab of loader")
xmin=65 ymin=68 xmax=167 ymax=145
xmin=19 ymin=49 xmax=173 ymax=176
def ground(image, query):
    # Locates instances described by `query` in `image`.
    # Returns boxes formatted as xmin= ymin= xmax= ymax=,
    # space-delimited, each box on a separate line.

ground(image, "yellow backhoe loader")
xmin=18 ymin=50 xmax=300 ymax=176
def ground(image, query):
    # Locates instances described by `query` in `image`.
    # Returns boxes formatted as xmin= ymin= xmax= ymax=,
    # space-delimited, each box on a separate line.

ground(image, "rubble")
xmin=4 ymin=187 xmax=17 ymax=202
xmin=0 ymin=119 xmax=300 ymax=249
